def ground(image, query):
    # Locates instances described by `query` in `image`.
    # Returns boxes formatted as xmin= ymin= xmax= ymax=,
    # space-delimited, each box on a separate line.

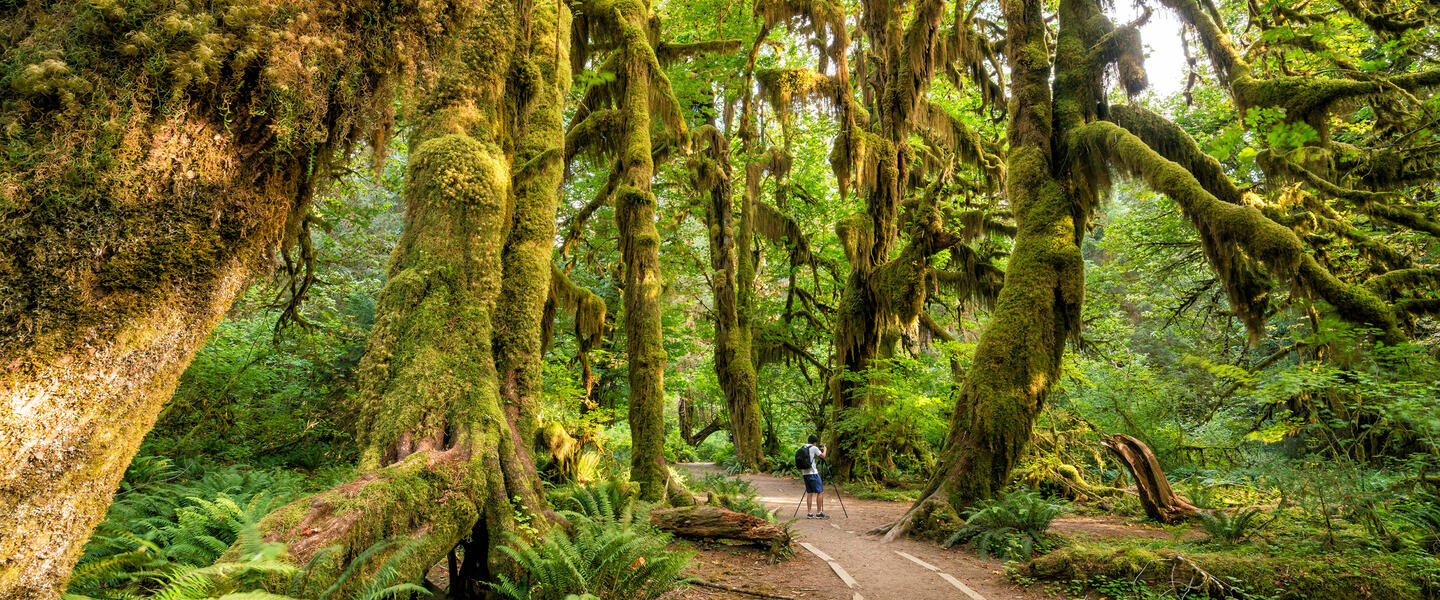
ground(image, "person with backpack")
xmin=795 ymin=435 xmax=829 ymax=519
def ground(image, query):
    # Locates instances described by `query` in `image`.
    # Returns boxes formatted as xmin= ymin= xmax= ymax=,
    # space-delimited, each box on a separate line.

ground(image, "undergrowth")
xmin=493 ymin=480 xmax=693 ymax=600
xmin=944 ymin=489 xmax=1067 ymax=560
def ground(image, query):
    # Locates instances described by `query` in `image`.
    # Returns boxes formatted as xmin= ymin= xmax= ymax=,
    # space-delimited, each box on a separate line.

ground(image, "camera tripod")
xmin=792 ymin=458 xmax=848 ymax=518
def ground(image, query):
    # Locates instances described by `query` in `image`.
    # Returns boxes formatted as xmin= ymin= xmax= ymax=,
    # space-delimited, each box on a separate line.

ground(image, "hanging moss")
xmin=752 ymin=0 xmax=847 ymax=51
xmin=755 ymin=68 xmax=843 ymax=121
xmin=1074 ymin=119 xmax=1404 ymax=343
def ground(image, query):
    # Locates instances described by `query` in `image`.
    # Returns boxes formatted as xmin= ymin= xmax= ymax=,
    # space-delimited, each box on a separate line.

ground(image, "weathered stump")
xmin=1102 ymin=434 xmax=1199 ymax=523
xmin=649 ymin=506 xmax=789 ymax=548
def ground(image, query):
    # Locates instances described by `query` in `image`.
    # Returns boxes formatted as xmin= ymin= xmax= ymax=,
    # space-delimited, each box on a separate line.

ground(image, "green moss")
xmin=97 ymin=225 xmax=220 ymax=291
xmin=1026 ymin=543 xmax=1429 ymax=600
xmin=1074 ymin=119 xmax=1403 ymax=343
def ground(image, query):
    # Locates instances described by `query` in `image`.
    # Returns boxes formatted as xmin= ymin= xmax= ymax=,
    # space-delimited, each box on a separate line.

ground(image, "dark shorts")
xmin=803 ymin=474 xmax=823 ymax=494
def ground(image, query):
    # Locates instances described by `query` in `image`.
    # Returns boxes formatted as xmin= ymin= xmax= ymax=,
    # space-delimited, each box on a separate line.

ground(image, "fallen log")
xmin=650 ymin=505 xmax=790 ymax=548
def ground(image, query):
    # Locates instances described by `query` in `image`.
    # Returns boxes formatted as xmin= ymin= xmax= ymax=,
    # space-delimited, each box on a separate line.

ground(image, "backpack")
xmin=794 ymin=444 xmax=813 ymax=471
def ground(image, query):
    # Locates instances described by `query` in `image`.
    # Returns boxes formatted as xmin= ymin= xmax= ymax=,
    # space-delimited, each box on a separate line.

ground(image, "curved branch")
xmin=1075 ymin=119 xmax=1403 ymax=342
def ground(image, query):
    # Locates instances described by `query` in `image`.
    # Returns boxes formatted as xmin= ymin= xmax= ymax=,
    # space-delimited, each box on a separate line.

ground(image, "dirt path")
xmin=670 ymin=464 xmax=1058 ymax=600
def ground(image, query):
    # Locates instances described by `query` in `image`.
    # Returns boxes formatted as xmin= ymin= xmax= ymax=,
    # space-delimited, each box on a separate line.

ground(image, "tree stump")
xmin=1102 ymin=434 xmax=1199 ymax=523
xmin=649 ymin=506 xmax=789 ymax=548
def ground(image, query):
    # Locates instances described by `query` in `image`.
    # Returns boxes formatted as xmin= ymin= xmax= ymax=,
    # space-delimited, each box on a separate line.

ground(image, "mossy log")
xmin=650 ymin=506 xmax=788 ymax=547
xmin=1026 ymin=544 xmax=1427 ymax=600
xmin=1102 ymin=434 xmax=1198 ymax=524
xmin=0 ymin=2 xmax=472 ymax=597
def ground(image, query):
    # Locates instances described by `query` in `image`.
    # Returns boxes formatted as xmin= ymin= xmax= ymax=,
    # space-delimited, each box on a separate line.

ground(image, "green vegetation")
xmin=943 ymin=490 xmax=1067 ymax=560
xmin=489 ymin=512 xmax=692 ymax=600
xmin=5 ymin=0 xmax=1440 ymax=597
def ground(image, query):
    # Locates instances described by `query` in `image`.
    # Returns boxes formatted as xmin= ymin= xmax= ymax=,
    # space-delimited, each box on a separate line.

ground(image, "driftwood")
xmin=650 ymin=506 xmax=789 ymax=547
xmin=1102 ymin=434 xmax=1199 ymax=523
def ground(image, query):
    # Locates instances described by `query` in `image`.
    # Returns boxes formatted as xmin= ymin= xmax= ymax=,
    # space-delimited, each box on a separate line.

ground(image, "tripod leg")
xmin=794 ymin=490 xmax=806 ymax=517
xmin=832 ymin=483 xmax=848 ymax=518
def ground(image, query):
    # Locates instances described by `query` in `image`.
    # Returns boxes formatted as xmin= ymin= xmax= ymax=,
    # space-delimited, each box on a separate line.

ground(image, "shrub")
xmin=943 ymin=489 xmax=1067 ymax=560
xmin=693 ymin=472 xmax=757 ymax=497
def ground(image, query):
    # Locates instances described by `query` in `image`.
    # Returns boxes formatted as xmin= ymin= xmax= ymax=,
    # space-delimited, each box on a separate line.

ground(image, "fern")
xmin=561 ymin=480 xmax=637 ymax=527
xmin=1395 ymin=490 xmax=1440 ymax=554
xmin=943 ymin=489 xmax=1066 ymax=560
xmin=491 ymin=514 xmax=693 ymax=600
xmin=351 ymin=538 xmax=432 ymax=600
xmin=1198 ymin=507 xmax=1265 ymax=543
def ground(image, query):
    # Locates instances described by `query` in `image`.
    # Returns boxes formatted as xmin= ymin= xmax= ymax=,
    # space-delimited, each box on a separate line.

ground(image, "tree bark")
xmin=0 ymin=3 xmax=467 ymax=597
xmin=1102 ymin=434 xmax=1199 ymax=523
xmin=247 ymin=0 xmax=570 ymax=594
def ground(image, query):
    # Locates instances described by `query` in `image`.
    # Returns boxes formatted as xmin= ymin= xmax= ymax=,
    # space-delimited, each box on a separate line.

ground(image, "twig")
xmin=689 ymin=580 xmax=795 ymax=600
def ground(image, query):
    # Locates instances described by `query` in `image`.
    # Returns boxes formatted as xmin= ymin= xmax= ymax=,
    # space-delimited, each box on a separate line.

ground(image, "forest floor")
xmin=664 ymin=463 xmax=1176 ymax=600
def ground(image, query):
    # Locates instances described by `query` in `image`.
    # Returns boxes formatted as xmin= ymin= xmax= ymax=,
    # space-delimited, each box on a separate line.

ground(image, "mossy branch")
xmin=1265 ymin=154 xmax=1440 ymax=238
xmin=565 ymin=108 xmax=626 ymax=164
xmin=1365 ymin=268 xmax=1440 ymax=296
xmin=1075 ymin=119 xmax=1403 ymax=342
xmin=656 ymin=40 xmax=744 ymax=65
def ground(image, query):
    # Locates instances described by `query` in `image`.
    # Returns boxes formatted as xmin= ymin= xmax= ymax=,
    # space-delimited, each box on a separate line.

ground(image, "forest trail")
xmin=674 ymin=464 xmax=1055 ymax=600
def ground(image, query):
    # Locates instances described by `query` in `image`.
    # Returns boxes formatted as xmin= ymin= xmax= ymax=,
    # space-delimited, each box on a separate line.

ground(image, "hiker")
xmin=796 ymin=435 xmax=829 ymax=519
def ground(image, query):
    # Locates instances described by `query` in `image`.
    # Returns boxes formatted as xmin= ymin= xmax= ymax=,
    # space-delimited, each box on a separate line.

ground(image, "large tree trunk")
xmin=611 ymin=0 xmax=672 ymax=502
xmin=0 ymin=3 xmax=466 ymax=596
xmin=248 ymin=1 xmax=570 ymax=595
xmin=910 ymin=0 xmax=1117 ymax=521
xmin=694 ymin=127 xmax=765 ymax=471
xmin=495 ymin=0 xmax=574 ymax=504
xmin=828 ymin=0 xmax=947 ymax=482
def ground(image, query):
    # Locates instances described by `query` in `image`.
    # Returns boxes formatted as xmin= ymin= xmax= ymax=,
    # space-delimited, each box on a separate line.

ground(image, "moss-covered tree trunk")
xmin=247 ymin=0 xmax=570 ymax=594
xmin=494 ymin=0 xmax=574 ymax=499
xmin=613 ymin=0 xmax=672 ymax=501
xmin=828 ymin=0 xmax=947 ymax=482
xmin=903 ymin=0 xmax=1122 ymax=522
xmin=0 ymin=3 xmax=469 ymax=597
xmin=694 ymin=127 xmax=765 ymax=470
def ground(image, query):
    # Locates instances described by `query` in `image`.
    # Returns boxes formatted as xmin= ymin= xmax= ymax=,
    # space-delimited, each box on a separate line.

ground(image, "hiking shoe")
xmin=816 ymin=512 xmax=830 ymax=519
xmin=806 ymin=513 xmax=815 ymax=519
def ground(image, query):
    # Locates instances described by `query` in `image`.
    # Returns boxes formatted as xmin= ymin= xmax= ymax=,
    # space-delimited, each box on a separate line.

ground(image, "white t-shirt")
xmin=802 ymin=444 xmax=822 ymax=476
